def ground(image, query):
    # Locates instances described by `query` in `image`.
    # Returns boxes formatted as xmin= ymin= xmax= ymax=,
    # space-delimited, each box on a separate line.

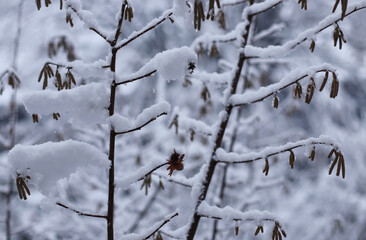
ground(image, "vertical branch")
xmin=107 ymin=1 xmax=126 ymax=238
xmin=186 ymin=1 xmax=255 ymax=239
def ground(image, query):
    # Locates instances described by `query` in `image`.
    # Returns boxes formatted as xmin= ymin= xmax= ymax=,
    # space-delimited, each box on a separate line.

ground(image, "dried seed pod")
xmin=16 ymin=178 xmax=23 ymax=199
xmin=19 ymin=178 xmax=31 ymax=196
xmin=309 ymin=40 xmax=315 ymax=52
xmin=305 ymin=79 xmax=315 ymax=104
xmin=45 ymin=0 xmax=51 ymax=7
xmin=289 ymin=150 xmax=295 ymax=169
xmin=319 ymin=71 xmax=329 ymax=92
xmin=294 ymin=83 xmax=302 ymax=98
xmin=328 ymin=149 xmax=336 ymax=158
xmin=159 ymin=180 xmax=165 ymax=190
xmin=340 ymin=154 xmax=345 ymax=178
xmin=42 ymin=70 xmax=48 ymax=89
xmin=209 ymin=42 xmax=219 ymax=57
xmin=201 ymin=85 xmax=211 ymax=102
xmin=217 ymin=10 xmax=226 ymax=30
xmin=66 ymin=13 xmax=74 ymax=27
xmin=329 ymin=153 xmax=339 ymax=175
xmin=53 ymin=112 xmax=61 ymax=120
xmin=190 ymin=129 xmax=195 ymax=141
xmin=298 ymin=0 xmax=307 ymax=10
xmin=309 ymin=146 xmax=315 ymax=161
xmin=332 ymin=0 xmax=340 ymax=12
xmin=235 ymin=225 xmax=239 ymax=235
xmin=155 ymin=232 xmax=163 ymax=240
xmin=255 ymin=225 xmax=264 ymax=236
xmin=60 ymin=0 xmax=63 ymax=10
xmin=194 ymin=0 xmax=205 ymax=31
xmin=168 ymin=115 xmax=179 ymax=134
xmin=273 ymin=95 xmax=279 ymax=109
xmin=263 ymin=158 xmax=269 ymax=176
xmin=207 ymin=0 xmax=215 ymax=20
xmin=55 ymin=69 xmax=62 ymax=90
xmin=330 ymin=74 xmax=339 ymax=98
xmin=35 ymin=0 xmax=41 ymax=10
xmin=32 ymin=114 xmax=39 ymax=123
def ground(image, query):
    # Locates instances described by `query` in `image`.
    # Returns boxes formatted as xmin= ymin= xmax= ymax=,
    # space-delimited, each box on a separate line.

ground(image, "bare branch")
xmin=115 ymin=11 xmax=173 ymax=51
xmin=56 ymin=202 xmax=107 ymax=219
xmin=115 ymin=112 xmax=167 ymax=135
xmin=137 ymin=163 xmax=169 ymax=181
xmin=116 ymin=69 xmax=157 ymax=86
xmin=153 ymin=173 xmax=192 ymax=188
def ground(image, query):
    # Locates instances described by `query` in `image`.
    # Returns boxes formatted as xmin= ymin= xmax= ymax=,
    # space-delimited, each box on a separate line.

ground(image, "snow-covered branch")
xmin=229 ymin=64 xmax=337 ymax=107
xmin=56 ymin=202 xmax=107 ymax=219
xmin=215 ymin=135 xmax=339 ymax=164
xmin=244 ymin=1 xmax=366 ymax=58
xmin=120 ymin=211 xmax=179 ymax=240
xmin=198 ymin=201 xmax=286 ymax=235
xmin=115 ymin=10 xmax=174 ymax=50
xmin=113 ymin=102 xmax=170 ymax=135
xmin=116 ymin=70 xmax=156 ymax=86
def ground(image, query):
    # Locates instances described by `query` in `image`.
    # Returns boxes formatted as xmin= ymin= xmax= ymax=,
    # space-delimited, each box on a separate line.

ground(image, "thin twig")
xmin=142 ymin=212 xmax=179 ymax=240
xmin=115 ymin=12 xmax=173 ymax=51
xmin=232 ymin=69 xmax=329 ymax=107
xmin=215 ymin=141 xmax=334 ymax=164
xmin=116 ymin=70 xmax=157 ymax=86
xmin=56 ymin=202 xmax=107 ymax=219
xmin=115 ymin=112 xmax=167 ymax=135
xmin=137 ymin=163 xmax=169 ymax=181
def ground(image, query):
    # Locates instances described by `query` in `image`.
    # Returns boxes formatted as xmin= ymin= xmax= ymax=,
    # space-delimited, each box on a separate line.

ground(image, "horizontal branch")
xmin=215 ymin=136 xmax=339 ymax=164
xmin=115 ymin=10 xmax=173 ymax=51
xmin=138 ymin=163 xmax=169 ymax=181
xmin=116 ymin=69 xmax=156 ymax=86
xmin=229 ymin=64 xmax=335 ymax=107
xmin=56 ymin=202 xmax=107 ymax=219
xmin=115 ymin=112 xmax=167 ymax=135
xmin=244 ymin=1 xmax=366 ymax=58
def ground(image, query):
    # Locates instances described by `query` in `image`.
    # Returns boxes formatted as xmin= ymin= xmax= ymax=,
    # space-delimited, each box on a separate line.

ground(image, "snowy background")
xmin=1 ymin=0 xmax=366 ymax=239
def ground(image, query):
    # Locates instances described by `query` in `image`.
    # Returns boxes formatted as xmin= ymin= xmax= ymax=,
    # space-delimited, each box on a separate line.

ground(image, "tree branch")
xmin=142 ymin=212 xmax=179 ymax=240
xmin=56 ymin=202 xmax=107 ymax=219
xmin=115 ymin=11 xmax=173 ymax=51
xmin=215 ymin=138 xmax=338 ymax=164
xmin=115 ymin=112 xmax=167 ymax=135
xmin=116 ymin=69 xmax=157 ymax=86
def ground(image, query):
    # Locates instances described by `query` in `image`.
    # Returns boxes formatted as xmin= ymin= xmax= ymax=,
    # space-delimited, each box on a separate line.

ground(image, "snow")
xmin=244 ymin=1 xmax=366 ymax=58
xmin=108 ymin=113 xmax=130 ymax=132
xmin=229 ymin=64 xmax=336 ymax=106
xmin=198 ymin=201 xmax=281 ymax=224
xmin=179 ymin=115 xmax=213 ymax=136
xmin=134 ymin=101 xmax=170 ymax=127
xmin=7 ymin=140 xmax=109 ymax=195
xmin=22 ymin=82 xmax=109 ymax=127
xmin=215 ymin=135 xmax=340 ymax=163
xmin=117 ymin=46 xmax=197 ymax=83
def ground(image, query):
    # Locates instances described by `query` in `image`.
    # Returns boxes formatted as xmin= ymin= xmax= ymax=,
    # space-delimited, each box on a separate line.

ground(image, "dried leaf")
xmin=309 ymin=146 xmax=315 ymax=161
xmin=273 ymin=95 xmax=279 ymax=109
xmin=32 ymin=114 xmax=39 ymax=123
xmin=255 ymin=225 xmax=264 ymax=236
xmin=235 ymin=225 xmax=239 ymax=236
xmin=263 ymin=158 xmax=269 ymax=176
xmin=309 ymin=40 xmax=315 ymax=52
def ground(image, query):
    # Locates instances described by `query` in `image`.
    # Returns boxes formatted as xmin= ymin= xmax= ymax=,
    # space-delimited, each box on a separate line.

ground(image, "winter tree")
xmin=1 ymin=0 xmax=366 ymax=239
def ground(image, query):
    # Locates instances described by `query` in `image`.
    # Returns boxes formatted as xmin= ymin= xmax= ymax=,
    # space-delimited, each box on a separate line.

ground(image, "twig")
xmin=137 ymin=163 xmax=169 ymax=181
xmin=215 ymin=141 xmax=335 ymax=164
xmin=142 ymin=212 xmax=179 ymax=240
xmin=56 ymin=202 xmax=107 ymax=219
xmin=115 ymin=112 xmax=167 ymax=135
xmin=231 ymin=68 xmax=330 ymax=107
xmin=116 ymin=70 xmax=157 ymax=86
xmin=115 ymin=12 xmax=173 ymax=50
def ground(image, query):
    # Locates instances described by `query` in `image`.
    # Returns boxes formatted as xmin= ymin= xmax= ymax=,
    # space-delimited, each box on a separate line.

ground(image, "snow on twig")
xmin=229 ymin=64 xmax=336 ymax=106
xmin=244 ymin=1 xmax=366 ymax=58
xmin=215 ymin=135 xmax=340 ymax=164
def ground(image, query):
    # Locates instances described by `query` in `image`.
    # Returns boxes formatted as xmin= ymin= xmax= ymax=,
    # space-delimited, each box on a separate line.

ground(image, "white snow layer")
xmin=118 ymin=46 xmax=197 ymax=83
xmin=229 ymin=64 xmax=336 ymax=106
xmin=8 ymin=140 xmax=109 ymax=195
xmin=22 ymin=83 xmax=109 ymax=127
xmin=109 ymin=102 xmax=170 ymax=132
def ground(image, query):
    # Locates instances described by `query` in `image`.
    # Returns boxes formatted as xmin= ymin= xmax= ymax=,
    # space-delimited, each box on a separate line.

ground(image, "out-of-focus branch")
xmin=56 ymin=202 xmax=107 ymax=219
xmin=115 ymin=112 xmax=167 ymax=135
